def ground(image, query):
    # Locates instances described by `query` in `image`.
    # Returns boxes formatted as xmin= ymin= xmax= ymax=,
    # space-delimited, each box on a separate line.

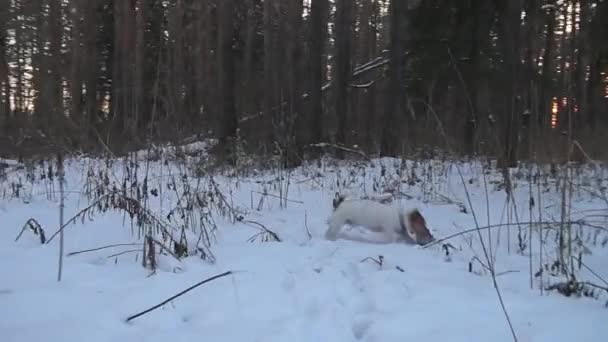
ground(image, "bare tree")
xmin=308 ymin=0 xmax=329 ymax=146
xmin=218 ymin=0 xmax=238 ymax=153
xmin=0 ymin=0 xmax=606 ymax=161
xmin=380 ymin=0 xmax=405 ymax=157
xmin=0 ymin=0 xmax=10 ymax=123
xmin=334 ymin=0 xmax=353 ymax=150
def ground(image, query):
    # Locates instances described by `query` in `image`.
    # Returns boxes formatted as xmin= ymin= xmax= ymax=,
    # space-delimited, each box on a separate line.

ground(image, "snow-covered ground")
xmin=1 ymin=153 xmax=607 ymax=342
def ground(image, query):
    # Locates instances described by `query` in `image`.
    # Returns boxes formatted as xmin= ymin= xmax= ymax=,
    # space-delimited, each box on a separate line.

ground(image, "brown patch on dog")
xmin=407 ymin=209 xmax=434 ymax=245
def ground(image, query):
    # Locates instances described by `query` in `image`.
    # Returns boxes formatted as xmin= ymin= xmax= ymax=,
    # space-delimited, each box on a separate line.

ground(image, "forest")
xmin=0 ymin=0 xmax=607 ymax=164
xmin=2 ymin=2 xmax=608 ymax=341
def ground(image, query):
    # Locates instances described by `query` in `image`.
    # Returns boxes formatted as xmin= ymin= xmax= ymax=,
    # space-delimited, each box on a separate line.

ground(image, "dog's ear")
xmin=409 ymin=209 xmax=425 ymax=225
xmin=407 ymin=209 xmax=434 ymax=245
xmin=332 ymin=192 xmax=345 ymax=210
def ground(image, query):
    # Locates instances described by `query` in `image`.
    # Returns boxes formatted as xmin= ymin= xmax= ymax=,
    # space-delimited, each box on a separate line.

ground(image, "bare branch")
xmin=125 ymin=271 xmax=233 ymax=322
xmin=251 ymin=190 xmax=304 ymax=204
xmin=67 ymin=243 xmax=140 ymax=257
xmin=242 ymin=219 xmax=281 ymax=242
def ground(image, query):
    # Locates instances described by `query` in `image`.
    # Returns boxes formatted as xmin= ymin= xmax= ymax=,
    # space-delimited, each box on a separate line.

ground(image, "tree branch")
xmin=125 ymin=271 xmax=233 ymax=322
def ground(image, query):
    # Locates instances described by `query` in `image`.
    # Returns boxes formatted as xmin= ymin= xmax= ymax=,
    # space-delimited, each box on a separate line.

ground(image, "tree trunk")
xmin=47 ymin=0 xmax=63 ymax=132
xmin=84 ymin=0 xmax=99 ymax=132
xmin=243 ymin=0 xmax=260 ymax=126
xmin=263 ymin=0 xmax=277 ymax=147
xmin=14 ymin=2 xmax=24 ymax=115
xmin=588 ymin=0 xmax=608 ymax=126
xmin=134 ymin=0 xmax=145 ymax=133
xmin=464 ymin=0 xmax=481 ymax=156
xmin=0 ymin=0 xmax=10 ymax=122
xmin=218 ymin=0 xmax=238 ymax=150
xmin=70 ymin=0 xmax=84 ymax=127
xmin=380 ymin=0 xmax=405 ymax=157
xmin=360 ymin=0 xmax=378 ymax=150
xmin=111 ymin=0 xmax=125 ymax=132
xmin=497 ymin=0 xmax=523 ymax=168
xmin=540 ymin=3 xmax=556 ymax=129
xmin=334 ymin=0 xmax=352 ymax=152
xmin=576 ymin=0 xmax=589 ymax=130
xmin=287 ymin=0 xmax=304 ymax=164
xmin=309 ymin=0 xmax=328 ymax=146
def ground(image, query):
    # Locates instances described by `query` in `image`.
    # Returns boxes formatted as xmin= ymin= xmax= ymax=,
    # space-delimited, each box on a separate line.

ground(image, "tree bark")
xmin=263 ymin=0 xmax=277 ymax=146
xmin=0 ymin=0 xmax=10 ymax=122
xmin=47 ymin=0 xmax=63 ymax=131
xmin=84 ymin=0 xmax=99 ymax=131
xmin=70 ymin=0 xmax=83 ymax=126
xmin=218 ymin=0 xmax=238 ymax=149
xmin=380 ymin=0 xmax=405 ymax=157
xmin=575 ymin=0 xmax=589 ymax=130
xmin=134 ymin=0 xmax=145 ymax=132
xmin=497 ymin=0 xmax=523 ymax=168
xmin=334 ymin=0 xmax=352 ymax=152
xmin=309 ymin=0 xmax=328 ymax=146
xmin=540 ymin=3 xmax=556 ymax=129
xmin=360 ymin=0 xmax=378 ymax=150
xmin=287 ymin=0 xmax=304 ymax=163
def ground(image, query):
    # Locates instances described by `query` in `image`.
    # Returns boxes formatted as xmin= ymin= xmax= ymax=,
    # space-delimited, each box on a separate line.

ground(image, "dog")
xmin=325 ymin=198 xmax=434 ymax=246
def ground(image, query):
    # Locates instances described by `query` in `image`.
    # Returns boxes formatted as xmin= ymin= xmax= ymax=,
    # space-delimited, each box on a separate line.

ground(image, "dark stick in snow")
xmin=67 ymin=243 xmax=140 ymax=256
xmin=125 ymin=271 xmax=233 ymax=323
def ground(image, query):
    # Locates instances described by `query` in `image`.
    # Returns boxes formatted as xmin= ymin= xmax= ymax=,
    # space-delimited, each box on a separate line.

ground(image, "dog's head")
xmin=404 ymin=209 xmax=434 ymax=246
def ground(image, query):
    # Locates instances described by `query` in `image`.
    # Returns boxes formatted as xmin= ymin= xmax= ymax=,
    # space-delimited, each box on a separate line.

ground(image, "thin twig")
xmin=304 ymin=210 xmax=312 ymax=241
xmin=145 ymin=236 xmax=156 ymax=271
xmin=308 ymin=143 xmax=370 ymax=160
xmin=125 ymin=271 xmax=233 ymax=322
xmin=67 ymin=243 xmax=140 ymax=256
xmin=471 ymin=256 xmax=491 ymax=273
xmin=150 ymin=237 xmax=182 ymax=262
xmin=457 ymin=152 xmax=519 ymax=342
xmin=496 ymin=270 xmax=521 ymax=277
xmin=571 ymin=140 xmax=597 ymax=165
xmin=580 ymin=281 xmax=608 ymax=293
xmin=481 ymin=165 xmax=494 ymax=266
xmin=57 ymin=153 xmax=65 ymax=282
xmin=361 ymin=256 xmax=384 ymax=267
xmin=528 ymin=165 xmax=534 ymax=290
xmin=537 ymin=164 xmax=544 ymax=295
xmin=572 ymin=256 xmax=608 ymax=288
xmin=251 ymin=190 xmax=304 ymax=204
xmin=46 ymin=191 xmax=177 ymax=245
xmin=46 ymin=193 xmax=113 ymax=243
xmin=107 ymin=250 xmax=141 ymax=259
xmin=242 ymin=220 xmax=281 ymax=242
xmin=429 ymin=64 xmax=518 ymax=341
xmin=207 ymin=177 xmax=239 ymax=223
xmin=423 ymin=221 xmax=580 ymax=249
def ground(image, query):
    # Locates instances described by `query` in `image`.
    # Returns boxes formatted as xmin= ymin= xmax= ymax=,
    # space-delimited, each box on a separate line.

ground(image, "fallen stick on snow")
xmin=251 ymin=190 xmax=304 ymax=204
xmin=67 ymin=243 xmax=140 ymax=257
xmin=125 ymin=271 xmax=233 ymax=323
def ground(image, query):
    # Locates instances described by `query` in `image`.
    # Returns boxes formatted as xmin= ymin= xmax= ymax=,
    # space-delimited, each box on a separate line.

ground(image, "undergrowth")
xmin=2 ymin=141 xmax=607 ymax=306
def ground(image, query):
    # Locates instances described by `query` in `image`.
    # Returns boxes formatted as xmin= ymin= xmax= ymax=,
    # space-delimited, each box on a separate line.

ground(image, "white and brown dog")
xmin=325 ymin=197 xmax=434 ymax=246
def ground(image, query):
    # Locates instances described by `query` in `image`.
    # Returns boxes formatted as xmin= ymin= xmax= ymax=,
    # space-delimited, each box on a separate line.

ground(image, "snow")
xmin=1 ymin=155 xmax=607 ymax=342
